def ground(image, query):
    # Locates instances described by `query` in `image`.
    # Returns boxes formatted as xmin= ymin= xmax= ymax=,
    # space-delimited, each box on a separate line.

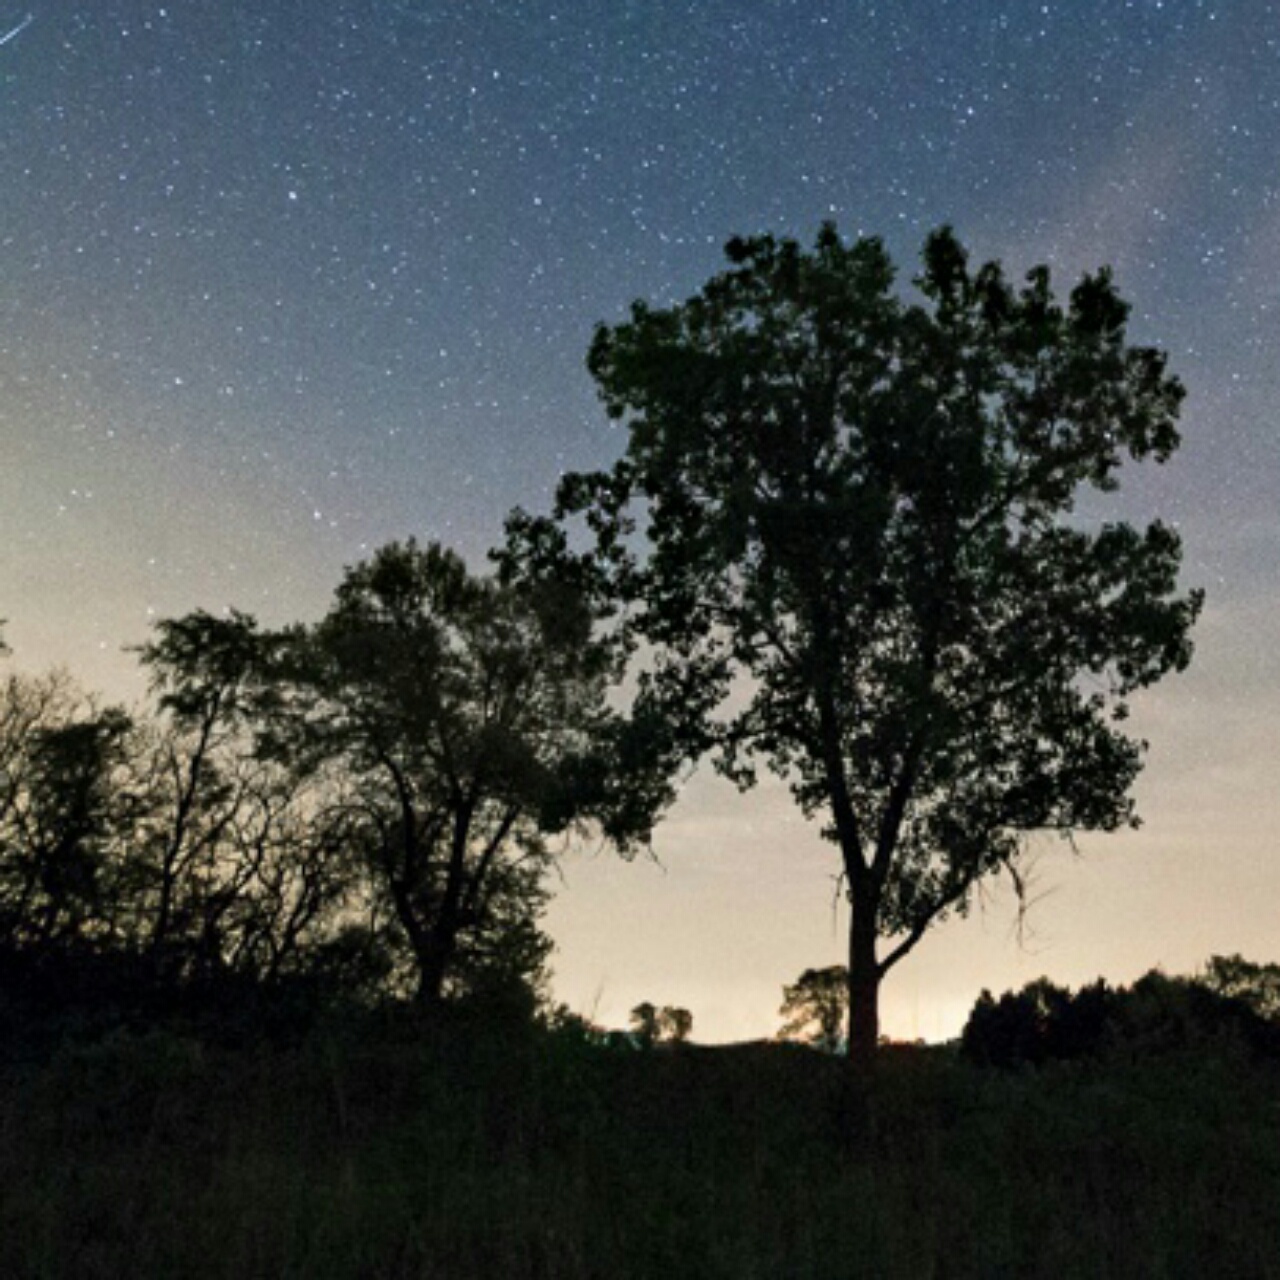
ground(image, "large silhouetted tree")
xmin=264 ymin=540 xmax=674 ymax=1011
xmin=509 ymin=224 xmax=1201 ymax=1072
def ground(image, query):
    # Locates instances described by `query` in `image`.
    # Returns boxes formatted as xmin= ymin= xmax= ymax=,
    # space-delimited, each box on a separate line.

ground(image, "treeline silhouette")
xmin=0 ymin=539 xmax=674 ymax=1058
xmin=960 ymin=958 xmax=1280 ymax=1068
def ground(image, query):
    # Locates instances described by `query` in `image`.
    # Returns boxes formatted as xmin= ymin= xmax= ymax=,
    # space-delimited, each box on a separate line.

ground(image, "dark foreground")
xmin=3 ymin=1019 xmax=1279 ymax=1279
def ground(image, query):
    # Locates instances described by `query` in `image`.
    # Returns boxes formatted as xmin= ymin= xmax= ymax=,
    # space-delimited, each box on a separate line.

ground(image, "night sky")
xmin=3 ymin=0 xmax=1277 ymax=1041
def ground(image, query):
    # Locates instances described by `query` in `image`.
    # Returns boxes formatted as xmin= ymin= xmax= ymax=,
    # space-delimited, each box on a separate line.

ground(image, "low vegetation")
xmin=3 ymin=963 xmax=1280 ymax=1278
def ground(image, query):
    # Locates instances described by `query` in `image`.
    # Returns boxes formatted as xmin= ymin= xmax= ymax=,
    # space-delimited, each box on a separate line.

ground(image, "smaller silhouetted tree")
xmin=630 ymin=1001 xmax=660 ymax=1046
xmin=1112 ymin=970 xmax=1274 ymax=1058
xmin=0 ymin=669 xmax=137 ymax=952
xmin=658 ymin=1005 xmax=693 ymax=1043
xmin=778 ymin=966 xmax=848 ymax=1052
xmin=181 ymin=539 xmax=679 ymax=1015
xmin=1048 ymin=978 xmax=1115 ymax=1059
xmin=960 ymin=979 xmax=1078 ymax=1068
xmin=1200 ymin=954 xmax=1280 ymax=1021
xmin=629 ymin=1001 xmax=693 ymax=1046
xmin=133 ymin=610 xmax=357 ymax=991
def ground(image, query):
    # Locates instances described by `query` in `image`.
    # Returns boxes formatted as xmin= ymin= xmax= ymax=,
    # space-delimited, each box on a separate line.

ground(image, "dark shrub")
xmin=961 ymin=968 xmax=1279 ymax=1069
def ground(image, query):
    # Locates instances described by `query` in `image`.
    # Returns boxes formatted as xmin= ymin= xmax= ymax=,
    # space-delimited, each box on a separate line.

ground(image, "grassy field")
xmin=3 ymin=1017 xmax=1279 ymax=1279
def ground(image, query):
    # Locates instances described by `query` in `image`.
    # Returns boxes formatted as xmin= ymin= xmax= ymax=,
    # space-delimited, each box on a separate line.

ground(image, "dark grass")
xmin=3 ymin=1019 xmax=1280 ymax=1279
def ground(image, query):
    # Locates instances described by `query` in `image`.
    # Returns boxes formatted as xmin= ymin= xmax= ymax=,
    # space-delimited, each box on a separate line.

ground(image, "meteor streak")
xmin=0 ymin=13 xmax=33 ymax=47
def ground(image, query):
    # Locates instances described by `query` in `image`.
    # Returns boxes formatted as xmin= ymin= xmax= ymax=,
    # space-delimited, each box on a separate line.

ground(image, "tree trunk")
xmin=846 ymin=893 xmax=881 ymax=1071
xmin=414 ymin=930 xmax=453 ymax=1013
xmin=833 ymin=893 xmax=881 ymax=1144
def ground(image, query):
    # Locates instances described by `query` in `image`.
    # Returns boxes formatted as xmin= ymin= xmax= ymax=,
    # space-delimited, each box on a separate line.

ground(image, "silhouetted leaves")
xmin=265 ymin=539 xmax=672 ymax=1010
xmin=0 ymin=533 xmax=683 ymax=1049
xmin=778 ymin=966 xmax=848 ymax=1053
xmin=531 ymin=223 xmax=1201 ymax=1067
xmin=961 ymin=963 xmax=1280 ymax=1069
xmin=1200 ymin=953 xmax=1280 ymax=1021
xmin=629 ymin=1001 xmax=693 ymax=1047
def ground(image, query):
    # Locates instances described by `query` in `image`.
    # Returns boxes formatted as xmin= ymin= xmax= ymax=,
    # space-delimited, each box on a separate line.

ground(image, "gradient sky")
xmin=2 ymin=0 xmax=1276 ymax=1042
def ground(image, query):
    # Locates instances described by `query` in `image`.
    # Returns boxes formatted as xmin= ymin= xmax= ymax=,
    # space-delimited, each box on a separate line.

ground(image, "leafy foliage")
xmin=659 ymin=1004 xmax=693 ymax=1043
xmin=629 ymin=1000 xmax=694 ymax=1046
xmin=1199 ymin=953 xmax=1280 ymax=1021
xmin=133 ymin=610 xmax=354 ymax=990
xmin=512 ymin=222 xmax=1202 ymax=1063
xmin=961 ymin=962 xmax=1280 ymax=1069
xmin=264 ymin=539 xmax=672 ymax=1008
xmin=777 ymin=965 xmax=848 ymax=1052
xmin=0 ymin=538 xmax=677 ymax=1047
xmin=0 ymin=670 xmax=139 ymax=952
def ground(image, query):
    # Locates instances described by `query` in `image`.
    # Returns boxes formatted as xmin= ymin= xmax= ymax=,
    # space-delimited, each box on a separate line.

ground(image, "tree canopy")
xmin=961 ymin=965 xmax=1280 ymax=1069
xmin=778 ymin=965 xmax=848 ymax=1053
xmin=509 ymin=222 xmax=1202 ymax=1068
xmin=0 ymin=539 xmax=680 ymax=1042
xmin=254 ymin=539 xmax=676 ymax=1009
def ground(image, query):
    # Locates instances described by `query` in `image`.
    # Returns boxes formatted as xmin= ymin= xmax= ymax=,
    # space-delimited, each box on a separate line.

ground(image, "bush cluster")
xmin=960 ymin=964 xmax=1280 ymax=1069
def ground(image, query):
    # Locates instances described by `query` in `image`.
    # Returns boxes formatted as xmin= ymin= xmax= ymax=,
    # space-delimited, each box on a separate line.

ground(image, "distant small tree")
xmin=658 ymin=1005 xmax=693 ymax=1043
xmin=0 ymin=670 xmax=138 ymax=951
xmin=133 ymin=610 xmax=358 ymax=989
xmin=630 ymin=1000 xmax=660 ymax=1046
xmin=1113 ymin=969 xmax=1277 ymax=1059
xmin=630 ymin=1001 xmax=693 ymax=1046
xmin=1200 ymin=954 xmax=1280 ymax=1021
xmin=960 ymin=978 xmax=1080 ymax=1068
xmin=0 ymin=669 xmax=85 ymax=944
xmin=778 ymin=966 xmax=848 ymax=1052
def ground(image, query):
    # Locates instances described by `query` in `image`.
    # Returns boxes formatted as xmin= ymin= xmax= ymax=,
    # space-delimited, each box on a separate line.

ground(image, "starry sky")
xmin=2 ymin=0 xmax=1277 ymax=1042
